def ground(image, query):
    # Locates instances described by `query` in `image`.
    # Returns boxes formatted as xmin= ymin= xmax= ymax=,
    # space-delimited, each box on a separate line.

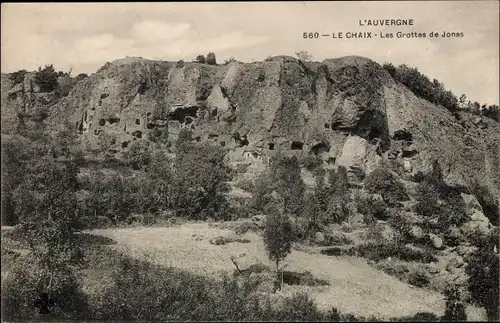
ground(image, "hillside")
xmin=2 ymin=55 xmax=499 ymax=196
xmin=2 ymin=54 xmax=499 ymax=321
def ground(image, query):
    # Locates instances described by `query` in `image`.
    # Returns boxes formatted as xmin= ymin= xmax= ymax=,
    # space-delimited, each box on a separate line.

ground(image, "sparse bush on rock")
xmin=364 ymin=168 xmax=408 ymax=206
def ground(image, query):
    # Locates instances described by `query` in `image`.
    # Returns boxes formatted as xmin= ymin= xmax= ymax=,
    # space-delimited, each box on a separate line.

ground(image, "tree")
xmin=142 ymin=151 xmax=172 ymax=214
xmin=121 ymin=140 xmax=152 ymax=170
xmin=6 ymin=156 xmax=87 ymax=318
xmin=270 ymin=155 xmax=305 ymax=216
xmin=295 ymin=51 xmax=312 ymax=62
xmin=466 ymin=232 xmax=499 ymax=321
xmin=482 ymin=104 xmax=500 ymax=122
xmin=382 ymin=63 xmax=396 ymax=78
xmin=195 ymin=55 xmax=206 ymax=64
xmin=35 ymin=64 xmax=59 ymax=92
xmin=206 ymin=52 xmax=217 ymax=65
xmin=172 ymin=139 xmax=232 ymax=220
xmin=263 ymin=208 xmax=294 ymax=291
xmin=442 ymin=284 xmax=467 ymax=321
xmin=75 ymin=73 xmax=88 ymax=82
xmin=223 ymin=57 xmax=236 ymax=65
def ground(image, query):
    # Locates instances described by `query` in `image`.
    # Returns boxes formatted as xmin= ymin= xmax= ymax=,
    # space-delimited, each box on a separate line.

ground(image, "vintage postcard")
xmin=1 ymin=1 xmax=499 ymax=322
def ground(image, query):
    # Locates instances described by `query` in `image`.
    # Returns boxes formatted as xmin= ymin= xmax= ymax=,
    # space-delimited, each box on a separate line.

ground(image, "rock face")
xmin=428 ymin=233 xmax=444 ymax=250
xmin=460 ymin=193 xmax=492 ymax=235
xmin=2 ymin=55 xmax=499 ymax=198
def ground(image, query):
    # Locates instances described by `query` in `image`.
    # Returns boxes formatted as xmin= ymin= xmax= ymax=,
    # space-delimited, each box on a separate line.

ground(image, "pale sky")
xmin=1 ymin=1 xmax=499 ymax=104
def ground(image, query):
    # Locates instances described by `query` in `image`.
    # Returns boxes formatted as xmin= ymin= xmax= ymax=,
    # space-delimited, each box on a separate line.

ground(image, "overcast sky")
xmin=1 ymin=1 xmax=498 ymax=104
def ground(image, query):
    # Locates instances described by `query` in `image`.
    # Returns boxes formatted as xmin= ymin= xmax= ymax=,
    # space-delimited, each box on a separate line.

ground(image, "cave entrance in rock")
xmin=291 ymin=141 xmax=304 ymax=150
xmin=393 ymin=129 xmax=413 ymax=142
xmin=311 ymin=142 xmax=330 ymax=155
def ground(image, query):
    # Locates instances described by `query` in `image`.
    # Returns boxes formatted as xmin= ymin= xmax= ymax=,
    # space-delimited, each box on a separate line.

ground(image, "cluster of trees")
xmin=2 ymin=128 xmax=232 ymax=228
xmin=9 ymin=65 xmax=88 ymax=95
xmin=383 ymin=62 xmax=499 ymax=121
xmin=296 ymin=51 xmax=313 ymax=62
xmin=195 ymin=52 xmax=217 ymax=65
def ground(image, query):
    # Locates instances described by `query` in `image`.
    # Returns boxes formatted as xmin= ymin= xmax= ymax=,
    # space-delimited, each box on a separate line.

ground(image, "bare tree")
xmin=295 ymin=51 xmax=313 ymax=62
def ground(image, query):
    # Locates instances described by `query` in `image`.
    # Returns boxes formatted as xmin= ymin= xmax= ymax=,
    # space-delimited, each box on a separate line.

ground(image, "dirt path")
xmin=90 ymin=223 xmax=485 ymax=320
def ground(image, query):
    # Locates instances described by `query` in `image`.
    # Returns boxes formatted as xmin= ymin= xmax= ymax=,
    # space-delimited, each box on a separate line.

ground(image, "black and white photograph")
xmin=1 ymin=1 xmax=499 ymax=321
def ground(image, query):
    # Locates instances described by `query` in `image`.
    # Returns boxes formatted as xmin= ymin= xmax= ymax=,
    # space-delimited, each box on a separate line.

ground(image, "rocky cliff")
xmin=2 ymin=55 xmax=499 ymax=197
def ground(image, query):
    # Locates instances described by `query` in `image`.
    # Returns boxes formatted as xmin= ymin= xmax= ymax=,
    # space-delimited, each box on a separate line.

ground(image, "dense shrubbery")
xmin=383 ymin=62 xmax=499 ymax=121
xmin=9 ymin=69 xmax=27 ymax=85
xmin=466 ymin=231 xmax=499 ymax=321
xmin=172 ymin=131 xmax=232 ymax=220
xmin=364 ymin=168 xmax=408 ymax=206
xmin=414 ymin=161 xmax=468 ymax=233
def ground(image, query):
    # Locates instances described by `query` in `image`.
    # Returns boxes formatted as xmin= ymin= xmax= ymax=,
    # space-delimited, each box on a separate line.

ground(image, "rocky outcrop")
xmin=460 ymin=193 xmax=492 ymax=235
xmin=2 ymin=55 xmax=499 ymax=199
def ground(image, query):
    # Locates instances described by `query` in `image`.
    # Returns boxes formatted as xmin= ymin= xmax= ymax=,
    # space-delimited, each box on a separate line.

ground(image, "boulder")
xmin=374 ymin=223 xmax=395 ymax=243
xmin=210 ymin=236 xmax=226 ymax=245
xmin=337 ymin=136 xmax=381 ymax=183
xmin=461 ymin=193 xmax=483 ymax=215
xmin=314 ymin=231 xmax=326 ymax=245
xmin=446 ymin=256 xmax=465 ymax=273
xmin=455 ymin=245 xmax=475 ymax=258
xmin=428 ymin=262 xmax=440 ymax=275
xmin=410 ymin=225 xmax=424 ymax=240
xmin=461 ymin=208 xmax=492 ymax=236
xmin=428 ymin=233 xmax=444 ymax=250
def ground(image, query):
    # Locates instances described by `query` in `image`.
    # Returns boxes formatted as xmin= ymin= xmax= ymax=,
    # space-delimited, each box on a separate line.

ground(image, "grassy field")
xmin=89 ymin=222 xmax=486 ymax=320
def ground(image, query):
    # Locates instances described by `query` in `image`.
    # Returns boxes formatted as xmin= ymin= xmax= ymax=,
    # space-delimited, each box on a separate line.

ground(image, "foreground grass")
xmin=89 ymin=223 xmax=486 ymax=320
xmin=2 ymin=225 xmax=487 ymax=321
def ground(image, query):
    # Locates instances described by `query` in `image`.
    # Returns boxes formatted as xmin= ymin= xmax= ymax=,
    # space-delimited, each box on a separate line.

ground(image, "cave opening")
xmin=135 ymin=119 xmax=141 ymax=125
xmin=268 ymin=143 xmax=275 ymax=150
xmin=107 ymin=117 xmax=120 ymax=124
xmin=393 ymin=129 xmax=413 ymax=142
xmin=132 ymin=130 xmax=143 ymax=139
xmin=311 ymin=142 xmax=330 ymax=155
xmin=291 ymin=141 xmax=304 ymax=150
xmin=168 ymin=106 xmax=199 ymax=122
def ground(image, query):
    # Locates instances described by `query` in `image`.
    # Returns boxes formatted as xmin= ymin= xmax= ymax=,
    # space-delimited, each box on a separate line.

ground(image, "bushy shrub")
xmin=172 ymin=140 xmax=232 ymax=220
xmin=354 ymin=193 xmax=389 ymax=221
xmin=300 ymin=154 xmax=322 ymax=171
xmin=34 ymin=64 xmax=59 ymax=92
xmin=466 ymin=233 xmax=499 ymax=321
xmin=235 ymin=178 xmax=255 ymax=192
xmin=223 ymin=57 xmax=236 ymax=65
xmin=364 ymin=168 xmax=408 ymax=206
xmin=195 ymin=55 xmax=206 ymax=63
xmin=274 ymin=292 xmax=322 ymax=321
xmin=206 ymin=52 xmax=217 ymax=65
xmin=408 ymin=271 xmax=431 ymax=287
xmin=120 ymin=139 xmax=152 ymax=170
xmin=2 ymin=255 xmax=89 ymax=321
xmin=9 ymin=69 xmax=27 ymax=85
xmin=355 ymin=242 xmax=438 ymax=263
xmin=79 ymin=170 xmax=135 ymax=225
